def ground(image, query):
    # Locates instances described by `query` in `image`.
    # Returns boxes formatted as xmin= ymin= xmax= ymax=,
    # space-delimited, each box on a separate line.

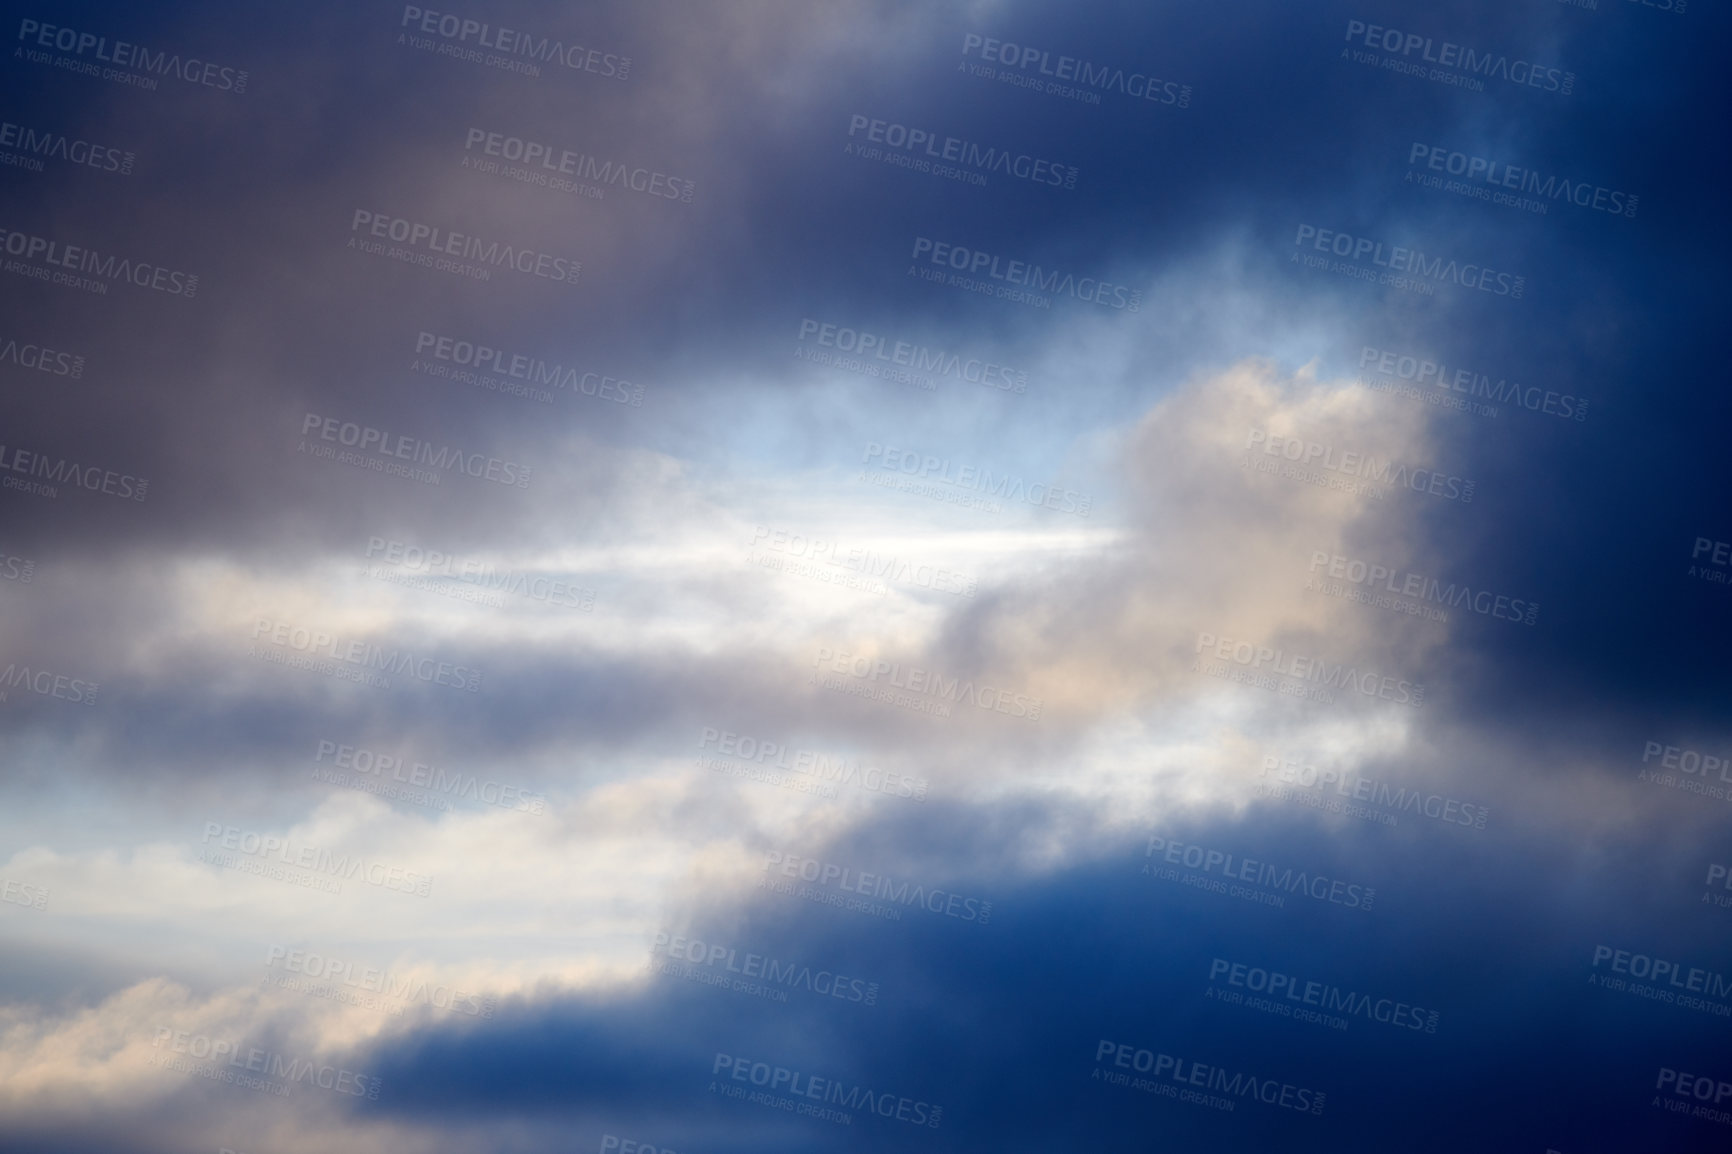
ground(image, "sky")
xmin=1 ymin=0 xmax=1730 ymax=1151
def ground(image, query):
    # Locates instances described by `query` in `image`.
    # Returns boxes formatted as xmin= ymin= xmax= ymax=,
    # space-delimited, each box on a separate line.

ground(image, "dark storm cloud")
xmin=2 ymin=0 xmax=1722 ymax=836
xmin=329 ymin=792 xmax=1731 ymax=1153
